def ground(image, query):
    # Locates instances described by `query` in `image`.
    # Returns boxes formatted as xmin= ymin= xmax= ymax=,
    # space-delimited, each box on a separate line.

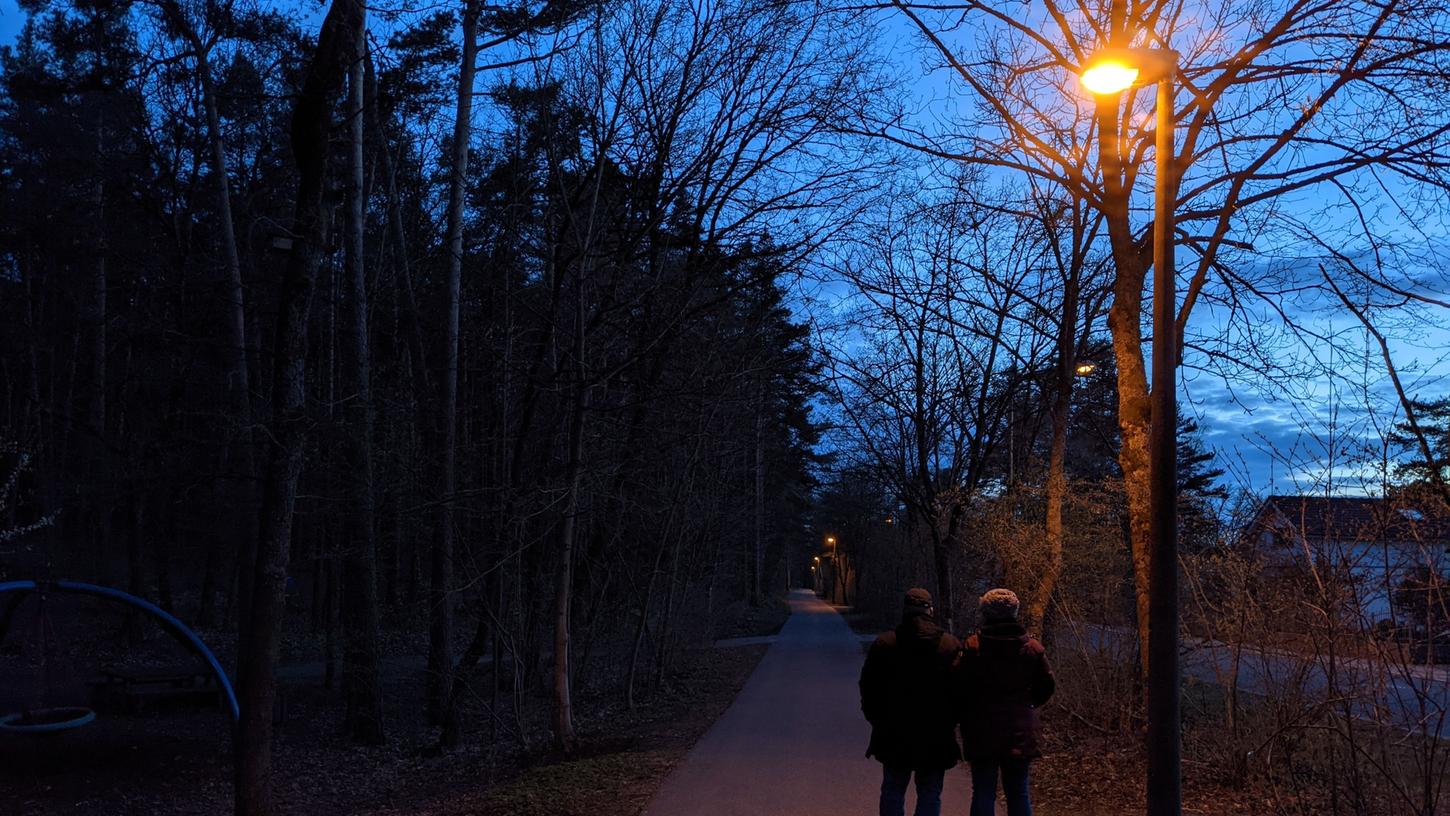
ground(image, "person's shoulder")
xmin=939 ymin=631 xmax=963 ymax=651
xmin=873 ymin=631 xmax=897 ymax=648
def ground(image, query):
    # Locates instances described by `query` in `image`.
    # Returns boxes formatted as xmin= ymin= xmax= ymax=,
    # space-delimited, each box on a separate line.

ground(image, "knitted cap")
xmin=903 ymin=587 xmax=934 ymax=609
xmin=979 ymin=588 xmax=1020 ymax=621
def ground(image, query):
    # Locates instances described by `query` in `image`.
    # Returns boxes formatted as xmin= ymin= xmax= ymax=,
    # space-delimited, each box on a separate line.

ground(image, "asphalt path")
xmin=644 ymin=589 xmax=975 ymax=816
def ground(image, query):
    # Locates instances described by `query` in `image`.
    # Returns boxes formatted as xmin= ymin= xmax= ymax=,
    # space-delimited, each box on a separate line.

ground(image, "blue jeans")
xmin=970 ymin=759 xmax=1032 ymax=816
xmin=880 ymin=765 xmax=945 ymax=816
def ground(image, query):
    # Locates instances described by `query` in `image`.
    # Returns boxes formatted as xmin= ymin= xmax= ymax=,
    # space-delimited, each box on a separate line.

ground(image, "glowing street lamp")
xmin=1080 ymin=60 xmax=1139 ymax=95
xmin=1080 ymin=47 xmax=1177 ymax=93
xmin=823 ymin=536 xmax=841 ymax=603
xmin=1074 ymin=362 xmax=1097 ymax=377
xmin=1081 ymin=45 xmax=1182 ymax=816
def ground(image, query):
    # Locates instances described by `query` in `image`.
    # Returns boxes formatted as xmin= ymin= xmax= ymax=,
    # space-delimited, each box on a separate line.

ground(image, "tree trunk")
xmin=428 ymin=0 xmax=479 ymax=723
xmin=1110 ymin=288 xmax=1152 ymax=682
xmin=1098 ymin=91 xmax=1154 ymax=682
xmin=364 ymin=44 xmax=430 ymax=397
xmin=552 ymin=297 xmax=587 ymax=754
xmin=627 ymin=536 xmax=668 ymax=709
xmin=89 ymin=156 xmax=106 ymax=439
xmin=124 ymin=486 xmax=145 ymax=644
xmin=929 ymin=524 xmax=953 ymax=632
xmin=911 ymin=342 xmax=955 ymax=631
xmin=1028 ymin=268 xmax=1080 ymax=631
xmin=438 ymin=607 xmax=491 ymax=748
xmin=233 ymin=4 xmax=359 ymax=813
xmin=752 ymin=394 xmax=765 ymax=606
xmin=339 ymin=7 xmax=384 ymax=745
xmin=324 ymin=552 xmax=339 ymax=690
xmin=156 ymin=0 xmax=260 ymax=632
xmin=154 ymin=502 xmax=175 ymax=613
xmin=654 ymin=524 xmax=684 ymax=692
xmin=206 ymin=47 xmax=259 ymax=635
xmin=198 ymin=532 xmax=218 ymax=627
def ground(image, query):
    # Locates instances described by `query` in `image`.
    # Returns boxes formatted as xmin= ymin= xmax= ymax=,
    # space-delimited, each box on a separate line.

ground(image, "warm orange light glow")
xmin=1080 ymin=61 xmax=1139 ymax=94
xmin=1075 ymin=362 xmax=1097 ymax=376
xmin=826 ymin=536 xmax=835 ymax=544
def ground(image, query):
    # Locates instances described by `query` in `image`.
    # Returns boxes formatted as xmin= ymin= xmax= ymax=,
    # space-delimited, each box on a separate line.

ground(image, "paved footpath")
xmin=645 ymin=589 xmax=975 ymax=816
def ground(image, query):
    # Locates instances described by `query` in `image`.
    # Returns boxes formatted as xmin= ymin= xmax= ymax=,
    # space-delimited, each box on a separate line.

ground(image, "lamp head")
xmin=1079 ymin=47 xmax=1179 ymax=95
xmin=1081 ymin=60 xmax=1139 ymax=95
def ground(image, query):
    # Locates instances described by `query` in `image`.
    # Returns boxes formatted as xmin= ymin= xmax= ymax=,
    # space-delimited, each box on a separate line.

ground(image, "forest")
xmin=2 ymin=0 xmax=1449 ymax=815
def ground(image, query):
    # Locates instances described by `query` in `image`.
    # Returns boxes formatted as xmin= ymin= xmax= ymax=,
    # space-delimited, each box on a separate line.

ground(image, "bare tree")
xmin=512 ymin=0 xmax=884 ymax=746
xmin=426 ymin=0 xmax=478 ymax=728
xmin=234 ymin=2 xmax=361 ymax=812
xmin=338 ymin=2 xmax=383 ymax=745
xmin=879 ymin=0 xmax=1450 ymax=671
xmin=824 ymin=190 xmax=1051 ymax=628
xmin=150 ymin=0 xmax=257 ymax=628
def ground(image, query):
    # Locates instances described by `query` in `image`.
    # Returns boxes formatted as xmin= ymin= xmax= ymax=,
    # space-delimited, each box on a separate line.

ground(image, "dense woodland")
xmin=0 ymin=0 xmax=874 ymax=811
xmin=3 ymin=0 xmax=1450 ymax=814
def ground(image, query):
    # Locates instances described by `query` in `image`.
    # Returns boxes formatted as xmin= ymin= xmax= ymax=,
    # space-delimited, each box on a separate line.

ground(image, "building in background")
xmin=1243 ymin=494 xmax=1450 ymax=630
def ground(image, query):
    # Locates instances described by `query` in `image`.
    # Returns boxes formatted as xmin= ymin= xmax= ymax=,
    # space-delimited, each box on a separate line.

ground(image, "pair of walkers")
xmin=859 ymin=587 xmax=1055 ymax=816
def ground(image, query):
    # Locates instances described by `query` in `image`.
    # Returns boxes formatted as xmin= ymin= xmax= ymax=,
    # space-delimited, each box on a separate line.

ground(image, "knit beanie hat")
xmin=979 ymin=588 xmax=1020 ymax=621
xmin=903 ymin=587 xmax=934 ymax=610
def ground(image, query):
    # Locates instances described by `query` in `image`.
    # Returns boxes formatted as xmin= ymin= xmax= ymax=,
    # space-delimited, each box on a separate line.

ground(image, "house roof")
xmin=1254 ymin=495 xmax=1450 ymax=544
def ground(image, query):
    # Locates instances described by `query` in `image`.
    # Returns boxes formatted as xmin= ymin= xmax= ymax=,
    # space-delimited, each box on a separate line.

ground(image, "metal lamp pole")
xmin=1146 ymin=58 xmax=1180 ymax=816
xmin=1081 ymin=46 xmax=1180 ymax=816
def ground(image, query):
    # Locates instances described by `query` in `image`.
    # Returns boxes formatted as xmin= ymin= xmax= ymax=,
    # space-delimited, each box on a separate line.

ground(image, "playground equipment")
xmin=0 ymin=706 xmax=96 ymax=734
xmin=0 ymin=580 xmax=238 ymax=732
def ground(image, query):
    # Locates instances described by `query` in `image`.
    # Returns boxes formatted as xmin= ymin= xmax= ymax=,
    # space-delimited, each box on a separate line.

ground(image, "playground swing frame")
xmin=0 ymin=580 xmax=239 ymax=731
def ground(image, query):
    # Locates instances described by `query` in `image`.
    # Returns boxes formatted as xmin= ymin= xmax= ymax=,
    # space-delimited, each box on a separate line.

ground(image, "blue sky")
xmin=0 ymin=2 xmax=18 ymax=43
xmin=4 ymin=1 xmax=1446 ymax=502
xmin=865 ymin=5 xmax=1450 ymax=502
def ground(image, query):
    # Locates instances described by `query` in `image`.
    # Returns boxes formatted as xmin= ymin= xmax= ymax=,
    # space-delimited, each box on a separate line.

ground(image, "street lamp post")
xmin=1081 ymin=45 xmax=1181 ymax=816
xmin=825 ymin=536 xmax=839 ymax=604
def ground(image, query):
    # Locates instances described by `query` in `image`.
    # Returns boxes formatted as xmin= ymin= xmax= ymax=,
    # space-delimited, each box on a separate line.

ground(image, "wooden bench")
xmin=87 ymin=666 xmax=221 ymax=714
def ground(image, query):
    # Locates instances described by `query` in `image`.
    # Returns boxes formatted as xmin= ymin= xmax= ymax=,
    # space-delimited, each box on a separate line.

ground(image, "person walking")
xmin=957 ymin=588 xmax=1055 ymax=816
xmin=859 ymin=587 xmax=962 ymax=816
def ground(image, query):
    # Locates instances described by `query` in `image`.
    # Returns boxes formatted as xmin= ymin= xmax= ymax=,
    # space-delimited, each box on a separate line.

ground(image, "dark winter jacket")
xmin=955 ymin=621 xmax=1055 ymax=761
xmin=859 ymin=611 xmax=963 ymax=770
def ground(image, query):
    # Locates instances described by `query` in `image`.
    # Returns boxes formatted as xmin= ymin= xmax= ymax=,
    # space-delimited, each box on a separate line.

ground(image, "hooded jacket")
xmin=859 ymin=609 xmax=963 ymax=770
xmin=956 ymin=620 xmax=1055 ymax=761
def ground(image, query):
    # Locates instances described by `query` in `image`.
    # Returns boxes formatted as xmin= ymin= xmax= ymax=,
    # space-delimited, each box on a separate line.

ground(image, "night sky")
xmin=4 ymin=0 xmax=1445 ymax=499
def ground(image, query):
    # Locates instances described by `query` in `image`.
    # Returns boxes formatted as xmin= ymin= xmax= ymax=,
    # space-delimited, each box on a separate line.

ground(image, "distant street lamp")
xmin=824 ymin=536 xmax=841 ymax=604
xmin=1080 ymin=45 xmax=1182 ymax=816
xmin=1007 ymin=359 xmax=1099 ymax=484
